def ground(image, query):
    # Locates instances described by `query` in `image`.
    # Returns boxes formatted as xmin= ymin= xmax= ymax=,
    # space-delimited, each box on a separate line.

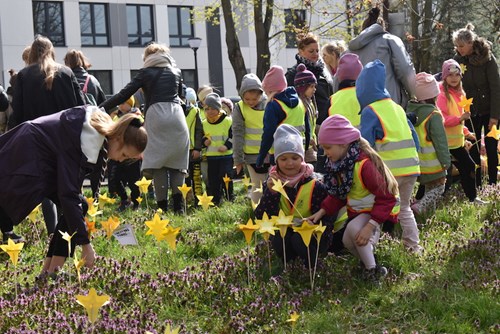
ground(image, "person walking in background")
xmin=232 ymin=73 xmax=268 ymax=204
xmin=100 ymin=42 xmax=189 ymax=214
xmin=357 ymin=60 xmax=422 ymax=254
xmin=321 ymin=40 xmax=347 ymax=77
xmin=348 ymin=7 xmax=416 ymax=108
xmin=436 ymin=59 xmax=487 ymax=205
xmin=452 ymin=23 xmax=500 ymax=185
xmin=407 ymin=73 xmax=451 ymax=215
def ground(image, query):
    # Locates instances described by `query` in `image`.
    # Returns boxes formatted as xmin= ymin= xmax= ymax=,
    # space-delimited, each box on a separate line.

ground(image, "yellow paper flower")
xmin=286 ymin=311 xmax=300 ymax=326
xmin=76 ymin=288 xmax=110 ymax=324
xmin=98 ymin=193 xmax=116 ymax=209
xmin=0 ymin=238 xmax=24 ymax=266
xmin=459 ymin=63 xmax=467 ymax=74
xmin=313 ymin=222 xmax=326 ymax=241
xmin=256 ymin=212 xmax=278 ymax=241
xmin=85 ymin=196 xmax=95 ymax=208
xmin=197 ymin=191 xmax=214 ymax=211
xmin=135 ymin=176 xmax=152 ymax=194
xmin=254 ymin=180 xmax=263 ymax=194
xmin=223 ymin=173 xmax=232 ymax=191
xmin=238 ymin=219 xmax=261 ymax=245
xmin=273 ymin=209 xmax=294 ymax=238
xmin=242 ymin=175 xmax=253 ymax=188
xmin=251 ymin=199 xmax=260 ymax=210
xmin=145 ymin=213 xmax=170 ymax=242
xmin=87 ymin=203 xmax=103 ymax=218
xmin=101 ymin=216 xmax=120 ymax=239
xmin=85 ymin=218 xmax=97 ymax=236
xmin=271 ymin=178 xmax=290 ymax=200
xmin=74 ymin=256 xmax=86 ymax=282
xmin=162 ymin=225 xmax=181 ymax=251
xmin=486 ymin=124 xmax=500 ymax=140
xmin=27 ymin=204 xmax=41 ymax=223
xmin=147 ymin=324 xmax=181 ymax=334
xmin=59 ymin=230 xmax=76 ymax=257
xmin=292 ymin=220 xmax=317 ymax=247
xmin=136 ymin=197 xmax=143 ymax=205
xmin=457 ymin=96 xmax=473 ymax=113
xmin=178 ymin=183 xmax=192 ymax=200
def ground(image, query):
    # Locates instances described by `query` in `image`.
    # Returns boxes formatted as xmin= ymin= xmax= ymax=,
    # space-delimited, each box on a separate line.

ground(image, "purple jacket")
xmin=0 ymin=106 xmax=96 ymax=245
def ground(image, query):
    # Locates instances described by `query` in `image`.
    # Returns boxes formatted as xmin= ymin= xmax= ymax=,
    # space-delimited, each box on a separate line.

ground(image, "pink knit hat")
xmin=336 ymin=53 xmax=363 ymax=82
xmin=318 ymin=114 xmax=360 ymax=145
xmin=262 ymin=65 xmax=287 ymax=94
xmin=415 ymin=72 xmax=439 ymax=101
xmin=441 ymin=59 xmax=462 ymax=81
xmin=294 ymin=64 xmax=317 ymax=95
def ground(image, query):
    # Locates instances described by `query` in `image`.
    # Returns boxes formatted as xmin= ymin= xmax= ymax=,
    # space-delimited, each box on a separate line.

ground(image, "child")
xmin=108 ymin=96 xmax=142 ymax=211
xmin=201 ymin=93 xmax=234 ymax=205
xmin=232 ymin=73 xmax=269 ymax=203
xmin=436 ymin=59 xmax=487 ymax=204
xmin=256 ymin=65 xmax=310 ymax=168
xmin=357 ymin=59 xmax=422 ymax=254
xmin=255 ymin=124 xmax=333 ymax=265
xmin=220 ymin=97 xmax=234 ymax=117
xmin=407 ymin=73 xmax=451 ymax=215
xmin=294 ymin=64 xmax=318 ymax=166
xmin=309 ymin=115 xmax=399 ymax=281
xmin=327 ymin=53 xmax=363 ymax=127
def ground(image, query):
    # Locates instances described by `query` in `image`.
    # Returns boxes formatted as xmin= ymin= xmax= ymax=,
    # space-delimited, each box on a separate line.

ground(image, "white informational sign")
xmin=113 ymin=224 xmax=138 ymax=245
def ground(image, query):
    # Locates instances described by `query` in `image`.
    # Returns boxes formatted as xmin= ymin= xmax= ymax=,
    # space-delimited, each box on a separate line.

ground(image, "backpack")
xmin=82 ymin=76 xmax=97 ymax=106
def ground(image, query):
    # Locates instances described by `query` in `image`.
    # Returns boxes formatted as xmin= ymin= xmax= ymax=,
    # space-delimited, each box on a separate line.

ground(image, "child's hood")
xmin=406 ymin=101 xmax=436 ymax=127
xmin=356 ymin=59 xmax=390 ymax=110
xmin=239 ymin=73 xmax=267 ymax=109
xmin=274 ymin=86 xmax=300 ymax=108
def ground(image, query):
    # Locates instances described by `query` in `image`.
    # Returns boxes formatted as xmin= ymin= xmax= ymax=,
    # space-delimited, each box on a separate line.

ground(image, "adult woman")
xmin=322 ymin=40 xmax=347 ymax=76
xmin=453 ymin=23 xmax=500 ymax=185
xmin=348 ymin=7 xmax=416 ymax=108
xmin=100 ymin=43 xmax=189 ymax=213
xmin=0 ymin=106 xmax=147 ymax=274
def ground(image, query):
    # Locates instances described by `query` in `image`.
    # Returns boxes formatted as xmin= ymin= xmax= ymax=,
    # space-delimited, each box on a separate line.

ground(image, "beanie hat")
xmin=441 ymin=59 xmax=462 ymax=80
xmin=204 ymin=93 xmax=222 ymax=110
xmin=273 ymin=124 xmax=304 ymax=160
xmin=185 ymin=87 xmax=197 ymax=104
xmin=124 ymin=95 xmax=135 ymax=108
xmin=198 ymin=86 xmax=213 ymax=103
xmin=336 ymin=53 xmax=363 ymax=82
xmin=220 ymin=97 xmax=233 ymax=115
xmin=415 ymin=72 xmax=439 ymax=101
xmin=294 ymin=63 xmax=317 ymax=95
xmin=318 ymin=114 xmax=360 ymax=145
xmin=262 ymin=65 xmax=287 ymax=95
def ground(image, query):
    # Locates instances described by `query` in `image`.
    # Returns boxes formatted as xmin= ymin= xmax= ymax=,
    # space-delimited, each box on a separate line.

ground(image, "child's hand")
xmin=460 ymin=113 xmax=471 ymax=122
xmin=266 ymin=177 xmax=275 ymax=191
xmin=218 ymin=145 xmax=228 ymax=153
xmin=355 ymin=223 xmax=375 ymax=246
xmin=204 ymin=138 xmax=211 ymax=147
xmin=308 ymin=208 xmax=326 ymax=224
xmin=191 ymin=150 xmax=201 ymax=160
xmin=235 ymin=163 xmax=244 ymax=174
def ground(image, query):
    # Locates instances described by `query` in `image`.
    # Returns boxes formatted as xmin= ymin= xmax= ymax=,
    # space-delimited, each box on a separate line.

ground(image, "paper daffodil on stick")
xmin=59 ymin=230 xmax=76 ymax=259
xmin=145 ymin=212 xmax=170 ymax=242
xmin=76 ymin=288 xmax=110 ymax=324
xmin=223 ymin=174 xmax=232 ymax=200
xmin=177 ymin=183 xmax=192 ymax=214
xmin=1 ymin=238 xmax=25 ymax=299
xmin=162 ymin=225 xmax=181 ymax=251
xmin=272 ymin=210 xmax=294 ymax=270
xmin=457 ymin=96 xmax=473 ymax=113
xmin=101 ymin=216 xmax=120 ymax=240
xmin=146 ymin=324 xmax=180 ymax=334
xmin=98 ymin=193 xmax=116 ymax=209
xmin=86 ymin=218 xmax=97 ymax=239
xmin=286 ymin=311 xmax=300 ymax=332
xmin=197 ymin=191 xmax=214 ymax=211
xmin=86 ymin=202 xmax=103 ymax=218
xmin=312 ymin=223 xmax=326 ymax=291
xmin=238 ymin=219 xmax=261 ymax=284
xmin=242 ymin=175 xmax=253 ymax=189
xmin=27 ymin=204 xmax=41 ymax=223
xmin=74 ymin=256 xmax=86 ymax=283
xmin=271 ymin=178 xmax=304 ymax=219
xmin=135 ymin=176 xmax=152 ymax=209
xmin=256 ymin=213 xmax=279 ymax=275
xmin=487 ymin=124 xmax=500 ymax=140
xmin=292 ymin=220 xmax=318 ymax=290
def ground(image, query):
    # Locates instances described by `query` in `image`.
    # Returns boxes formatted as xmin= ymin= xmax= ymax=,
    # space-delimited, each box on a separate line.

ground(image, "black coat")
xmin=72 ymin=67 xmax=107 ymax=106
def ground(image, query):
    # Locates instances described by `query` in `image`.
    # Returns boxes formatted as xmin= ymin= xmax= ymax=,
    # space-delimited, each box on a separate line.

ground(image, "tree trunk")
xmin=254 ymin=0 xmax=274 ymax=80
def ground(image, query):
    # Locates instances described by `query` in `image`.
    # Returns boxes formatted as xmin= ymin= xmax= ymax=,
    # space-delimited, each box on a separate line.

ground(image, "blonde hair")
xmin=359 ymin=138 xmax=399 ymax=196
xmin=322 ymin=40 xmax=347 ymax=58
xmin=64 ymin=49 xmax=91 ymax=70
xmin=452 ymin=23 xmax=492 ymax=65
xmin=29 ymin=35 xmax=59 ymax=90
xmin=90 ymin=111 xmax=147 ymax=152
xmin=442 ymin=77 xmax=464 ymax=102
xmin=142 ymin=42 xmax=170 ymax=61
xmin=22 ymin=46 xmax=31 ymax=65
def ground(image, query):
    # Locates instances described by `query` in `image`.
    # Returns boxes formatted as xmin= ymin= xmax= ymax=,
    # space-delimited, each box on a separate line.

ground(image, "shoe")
xmin=2 ymin=231 xmax=25 ymax=243
xmin=472 ymin=198 xmax=489 ymax=205
xmin=362 ymin=265 xmax=388 ymax=284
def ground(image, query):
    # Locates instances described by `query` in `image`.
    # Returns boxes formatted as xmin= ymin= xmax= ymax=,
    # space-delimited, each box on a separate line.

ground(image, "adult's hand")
xmin=81 ymin=243 xmax=96 ymax=268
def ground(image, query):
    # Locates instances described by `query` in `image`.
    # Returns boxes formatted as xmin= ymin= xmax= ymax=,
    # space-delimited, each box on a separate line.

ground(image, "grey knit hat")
xmin=204 ymin=93 xmax=222 ymax=110
xmin=273 ymin=124 xmax=304 ymax=160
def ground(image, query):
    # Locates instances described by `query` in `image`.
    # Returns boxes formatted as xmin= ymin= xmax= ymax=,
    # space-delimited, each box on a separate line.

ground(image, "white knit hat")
xmin=273 ymin=124 xmax=304 ymax=160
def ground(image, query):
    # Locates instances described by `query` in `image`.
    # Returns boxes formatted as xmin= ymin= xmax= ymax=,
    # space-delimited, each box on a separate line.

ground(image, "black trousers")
xmin=449 ymin=146 xmax=477 ymax=201
xmin=207 ymin=156 xmax=234 ymax=205
xmin=108 ymin=159 xmax=141 ymax=205
xmin=466 ymin=115 xmax=498 ymax=185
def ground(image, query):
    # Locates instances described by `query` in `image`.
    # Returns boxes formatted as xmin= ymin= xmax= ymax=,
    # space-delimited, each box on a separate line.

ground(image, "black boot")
xmin=172 ymin=193 xmax=184 ymax=214
xmin=157 ymin=200 xmax=168 ymax=211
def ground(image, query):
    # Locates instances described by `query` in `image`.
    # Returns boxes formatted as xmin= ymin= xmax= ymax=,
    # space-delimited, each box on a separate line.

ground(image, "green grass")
xmin=0 ymin=183 xmax=499 ymax=333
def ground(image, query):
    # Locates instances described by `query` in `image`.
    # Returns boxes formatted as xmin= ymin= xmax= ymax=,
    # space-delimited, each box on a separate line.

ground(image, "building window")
xmin=88 ymin=70 xmax=112 ymax=95
xmin=284 ymin=9 xmax=306 ymax=48
xmin=127 ymin=4 xmax=154 ymax=47
xmin=168 ymin=6 xmax=193 ymax=47
xmin=32 ymin=1 xmax=65 ymax=46
xmin=181 ymin=69 xmax=195 ymax=90
xmin=80 ymin=3 xmax=109 ymax=46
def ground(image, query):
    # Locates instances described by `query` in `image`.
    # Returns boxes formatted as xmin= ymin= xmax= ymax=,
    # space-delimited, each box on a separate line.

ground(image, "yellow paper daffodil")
xmin=101 ymin=216 xmax=120 ymax=239
xmin=313 ymin=222 xmax=326 ymax=241
xmin=223 ymin=174 xmax=232 ymax=191
xmin=242 ymin=175 xmax=253 ymax=189
xmin=145 ymin=213 xmax=170 ymax=242
xmin=86 ymin=218 xmax=97 ymax=236
xmin=98 ymin=193 xmax=116 ymax=209
xmin=146 ymin=324 xmax=181 ymax=334
xmin=74 ymin=256 xmax=86 ymax=282
xmin=271 ymin=178 xmax=290 ymax=200
xmin=87 ymin=203 xmax=103 ymax=218
xmin=0 ymin=238 xmax=24 ymax=266
xmin=486 ymin=124 xmax=500 ymax=140
xmin=238 ymin=219 xmax=261 ymax=245
xmin=178 ymin=183 xmax=192 ymax=200
xmin=286 ymin=311 xmax=300 ymax=327
xmin=85 ymin=196 xmax=95 ymax=208
xmin=162 ymin=225 xmax=181 ymax=251
xmin=292 ymin=220 xmax=317 ymax=247
xmin=197 ymin=191 xmax=214 ymax=211
xmin=457 ymin=96 xmax=473 ymax=113
xmin=254 ymin=180 xmax=263 ymax=194
xmin=76 ymin=288 xmax=110 ymax=323
xmin=135 ymin=176 xmax=152 ymax=194
xmin=256 ymin=212 xmax=278 ymax=241
xmin=273 ymin=209 xmax=294 ymax=238
xmin=59 ymin=230 xmax=76 ymax=257
xmin=27 ymin=204 xmax=41 ymax=223
xmin=459 ymin=63 xmax=467 ymax=74
xmin=251 ymin=199 xmax=260 ymax=210
xmin=136 ymin=197 xmax=143 ymax=205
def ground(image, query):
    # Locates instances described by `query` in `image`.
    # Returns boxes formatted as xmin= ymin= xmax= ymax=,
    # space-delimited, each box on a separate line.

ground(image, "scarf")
xmin=324 ymin=141 xmax=360 ymax=199
xmin=143 ymin=52 xmax=176 ymax=68
xmin=268 ymin=162 xmax=314 ymax=188
xmin=295 ymin=54 xmax=326 ymax=79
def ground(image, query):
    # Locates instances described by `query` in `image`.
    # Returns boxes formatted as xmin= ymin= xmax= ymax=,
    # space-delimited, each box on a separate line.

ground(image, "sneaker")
xmin=472 ymin=198 xmax=489 ymax=205
xmin=362 ymin=265 xmax=388 ymax=284
xmin=2 ymin=231 xmax=25 ymax=243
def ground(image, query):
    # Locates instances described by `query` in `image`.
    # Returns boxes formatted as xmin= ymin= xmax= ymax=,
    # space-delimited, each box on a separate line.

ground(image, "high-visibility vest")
xmin=185 ymin=105 xmax=200 ymax=150
xmin=347 ymin=158 xmax=400 ymax=218
xmin=328 ymin=87 xmax=361 ymax=128
xmin=444 ymin=98 xmax=465 ymax=149
xmin=280 ymin=179 xmax=315 ymax=218
xmin=202 ymin=117 xmax=233 ymax=157
xmin=238 ymin=101 xmax=265 ymax=154
xmin=369 ymin=99 xmax=420 ymax=177
xmin=275 ymin=99 xmax=306 ymax=138
xmin=414 ymin=111 xmax=446 ymax=175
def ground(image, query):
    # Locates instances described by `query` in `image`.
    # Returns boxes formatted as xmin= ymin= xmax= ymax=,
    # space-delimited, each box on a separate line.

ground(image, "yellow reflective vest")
xmin=280 ymin=179 xmax=315 ymax=218
xmin=202 ymin=116 xmax=233 ymax=157
xmin=444 ymin=98 xmax=465 ymax=149
xmin=185 ymin=105 xmax=200 ymax=150
xmin=275 ymin=99 xmax=306 ymax=138
xmin=328 ymin=87 xmax=361 ymax=128
xmin=414 ymin=111 xmax=446 ymax=175
xmin=238 ymin=101 xmax=265 ymax=155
